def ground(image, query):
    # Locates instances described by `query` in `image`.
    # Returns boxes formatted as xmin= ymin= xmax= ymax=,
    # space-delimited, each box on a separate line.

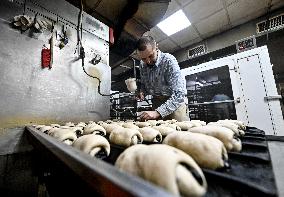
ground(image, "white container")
xmin=125 ymin=78 xmax=137 ymax=93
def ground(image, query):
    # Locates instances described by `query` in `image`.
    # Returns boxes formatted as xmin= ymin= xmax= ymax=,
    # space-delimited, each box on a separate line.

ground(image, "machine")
xmin=182 ymin=46 xmax=284 ymax=136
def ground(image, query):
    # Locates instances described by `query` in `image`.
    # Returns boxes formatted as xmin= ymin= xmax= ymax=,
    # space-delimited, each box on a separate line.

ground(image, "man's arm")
xmin=155 ymin=56 xmax=186 ymax=118
xmin=138 ymin=83 xmax=146 ymax=100
xmin=139 ymin=110 xmax=160 ymax=121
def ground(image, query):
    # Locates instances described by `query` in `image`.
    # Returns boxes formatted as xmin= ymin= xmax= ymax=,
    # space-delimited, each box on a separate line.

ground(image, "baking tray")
xmin=105 ymin=127 xmax=278 ymax=197
xmin=26 ymin=127 xmax=173 ymax=197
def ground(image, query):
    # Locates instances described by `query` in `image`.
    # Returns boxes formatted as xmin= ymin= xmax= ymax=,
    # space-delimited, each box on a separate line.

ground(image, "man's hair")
xmin=137 ymin=36 xmax=156 ymax=51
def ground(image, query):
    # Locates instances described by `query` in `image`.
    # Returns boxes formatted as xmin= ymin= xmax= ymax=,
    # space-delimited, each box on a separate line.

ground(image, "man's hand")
xmin=136 ymin=92 xmax=145 ymax=101
xmin=139 ymin=111 xmax=160 ymax=121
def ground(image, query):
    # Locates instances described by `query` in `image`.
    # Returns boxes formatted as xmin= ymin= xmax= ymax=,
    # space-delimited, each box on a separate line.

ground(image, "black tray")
xmin=105 ymin=127 xmax=278 ymax=197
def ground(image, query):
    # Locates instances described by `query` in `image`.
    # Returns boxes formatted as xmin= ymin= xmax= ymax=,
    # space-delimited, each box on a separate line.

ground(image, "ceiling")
xmin=112 ymin=0 xmax=284 ymax=76
xmin=147 ymin=0 xmax=284 ymax=53
xmin=65 ymin=0 xmax=284 ymax=78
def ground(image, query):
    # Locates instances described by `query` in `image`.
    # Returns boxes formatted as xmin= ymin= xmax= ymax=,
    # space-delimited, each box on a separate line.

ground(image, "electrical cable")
xmin=81 ymin=52 xmax=111 ymax=96
xmin=77 ymin=0 xmax=110 ymax=96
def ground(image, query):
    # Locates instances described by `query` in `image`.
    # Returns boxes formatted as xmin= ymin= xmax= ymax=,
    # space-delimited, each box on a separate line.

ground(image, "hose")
xmin=77 ymin=0 xmax=110 ymax=96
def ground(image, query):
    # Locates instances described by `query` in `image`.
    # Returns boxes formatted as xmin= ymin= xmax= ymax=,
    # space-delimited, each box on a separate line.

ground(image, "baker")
xmin=136 ymin=35 xmax=189 ymax=121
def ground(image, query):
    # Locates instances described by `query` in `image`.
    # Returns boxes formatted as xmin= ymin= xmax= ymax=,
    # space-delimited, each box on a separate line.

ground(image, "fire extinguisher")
xmin=41 ymin=45 xmax=51 ymax=69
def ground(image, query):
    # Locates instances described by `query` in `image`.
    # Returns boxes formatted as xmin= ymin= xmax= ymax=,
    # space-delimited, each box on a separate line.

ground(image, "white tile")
xmin=157 ymin=38 xmax=179 ymax=52
xmin=183 ymin=0 xmax=223 ymax=23
xmin=147 ymin=26 xmax=168 ymax=42
xmin=135 ymin=2 xmax=169 ymax=27
xmin=175 ymin=0 xmax=194 ymax=6
xmin=227 ymin=0 xmax=269 ymax=24
xmin=162 ymin=0 xmax=181 ymax=19
xmin=202 ymin=30 xmax=225 ymax=40
xmin=179 ymin=37 xmax=203 ymax=49
xmin=230 ymin=7 xmax=267 ymax=27
xmin=170 ymin=26 xmax=200 ymax=46
xmin=196 ymin=9 xmax=229 ymax=35
xmin=168 ymin=45 xmax=181 ymax=53
xmin=124 ymin=18 xmax=148 ymax=37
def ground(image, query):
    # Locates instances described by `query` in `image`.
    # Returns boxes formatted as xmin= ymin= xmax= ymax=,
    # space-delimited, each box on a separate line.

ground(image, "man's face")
xmin=137 ymin=44 xmax=158 ymax=66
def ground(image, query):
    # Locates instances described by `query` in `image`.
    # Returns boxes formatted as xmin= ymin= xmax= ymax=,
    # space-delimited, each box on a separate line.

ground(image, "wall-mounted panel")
xmin=0 ymin=0 xmax=110 ymax=128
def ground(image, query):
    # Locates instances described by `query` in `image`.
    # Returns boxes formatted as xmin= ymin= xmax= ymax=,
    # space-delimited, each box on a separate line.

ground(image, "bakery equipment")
xmin=182 ymin=46 xmax=284 ymax=136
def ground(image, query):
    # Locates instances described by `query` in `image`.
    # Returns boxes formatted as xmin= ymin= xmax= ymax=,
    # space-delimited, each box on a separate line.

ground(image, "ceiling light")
xmin=157 ymin=10 xmax=191 ymax=36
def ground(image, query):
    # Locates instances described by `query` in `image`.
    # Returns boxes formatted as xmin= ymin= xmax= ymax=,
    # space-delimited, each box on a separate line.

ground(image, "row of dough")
xmin=114 ymin=119 xmax=246 ymax=197
xmin=100 ymin=119 xmax=244 ymax=152
xmin=34 ymin=124 xmax=208 ymax=197
xmin=34 ymin=118 xmax=245 ymax=170
xmin=34 ymin=119 xmax=243 ymax=152
xmin=116 ymin=144 xmax=207 ymax=197
xmin=33 ymin=119 xmax=247 ymax=197
xmin=34 ymin=124 xmax=111 ymax=158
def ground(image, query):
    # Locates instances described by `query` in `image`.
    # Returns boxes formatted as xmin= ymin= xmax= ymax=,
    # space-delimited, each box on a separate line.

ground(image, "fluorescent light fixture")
xmin=157 ymin=10 xmax=191 ymax=36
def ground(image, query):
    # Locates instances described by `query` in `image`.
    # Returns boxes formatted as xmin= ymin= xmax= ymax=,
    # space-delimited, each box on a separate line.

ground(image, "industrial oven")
xmin=182 ymin=46 xmax=284 ymax=136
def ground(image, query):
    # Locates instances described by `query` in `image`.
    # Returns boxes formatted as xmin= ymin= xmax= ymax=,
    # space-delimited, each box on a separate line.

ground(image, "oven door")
xmin=185 ymin=66 xmax=237 ymax=123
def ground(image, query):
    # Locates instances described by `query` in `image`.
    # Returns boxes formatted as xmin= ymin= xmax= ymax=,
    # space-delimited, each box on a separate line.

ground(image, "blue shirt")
xmin=139 ymin=50 xmax=187 ymax=117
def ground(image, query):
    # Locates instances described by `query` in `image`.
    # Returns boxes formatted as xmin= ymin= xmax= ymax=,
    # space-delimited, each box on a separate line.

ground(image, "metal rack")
xmin=188 ymin=101 xmax=237 ymax=122
xmin=110 ymin=92 xmax=152 ymax=120
xmin=186 ymin=67 xmax=237 ymax=122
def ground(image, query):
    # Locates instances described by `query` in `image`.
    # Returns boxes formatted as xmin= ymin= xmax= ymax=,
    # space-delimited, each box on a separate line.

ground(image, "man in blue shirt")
xmin=136 ymin=36 xmax=189 ymax=121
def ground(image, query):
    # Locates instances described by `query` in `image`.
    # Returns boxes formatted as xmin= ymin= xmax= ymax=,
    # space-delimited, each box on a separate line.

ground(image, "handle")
xmin=264 ymin=95 xmax=282 ymax=101
xmin=188 ymin=98 xmax=240 ymax=106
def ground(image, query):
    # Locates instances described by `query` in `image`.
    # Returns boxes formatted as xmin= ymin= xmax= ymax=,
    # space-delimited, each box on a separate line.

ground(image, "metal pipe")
xmin=131 ymin=57 xmax=136 ymax=79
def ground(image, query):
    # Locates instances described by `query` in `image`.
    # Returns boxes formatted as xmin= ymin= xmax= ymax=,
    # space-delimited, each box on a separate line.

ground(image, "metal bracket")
xmin=264 ymin=95 xmax=282 ymax=101
xmin=235 ymin=97 xmax=241 ymax=103
xmin=229 ymin=65 xmax=236 ymax=70
xmin=229 ymin=65 xmax=238 ymax=72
